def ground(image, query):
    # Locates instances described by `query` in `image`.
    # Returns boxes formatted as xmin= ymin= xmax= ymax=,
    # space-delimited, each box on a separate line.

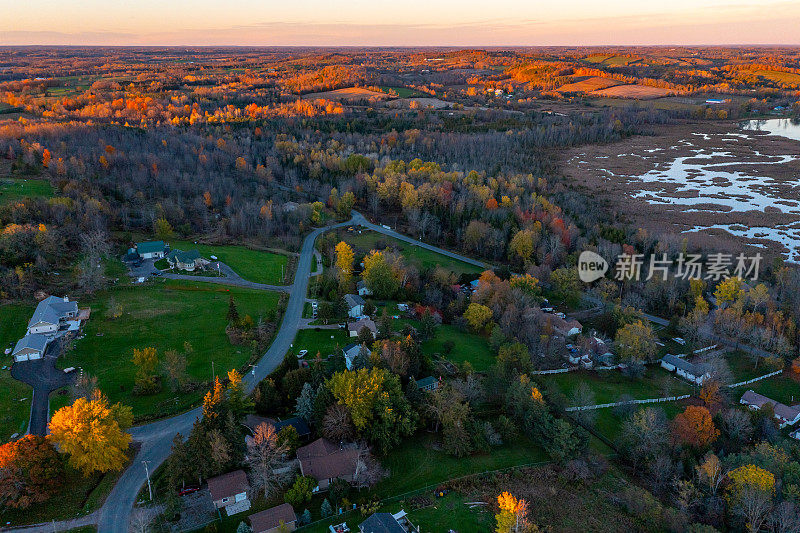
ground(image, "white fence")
xmin=728 ymin=369 xmax=783 ymax=388
xmin=694 ymin=344 xmax=718 ymax=354
xmin=566 ymin=394 xmax=692 ymax=412
xmin=531 ymin=368 xmax=572 ymax=375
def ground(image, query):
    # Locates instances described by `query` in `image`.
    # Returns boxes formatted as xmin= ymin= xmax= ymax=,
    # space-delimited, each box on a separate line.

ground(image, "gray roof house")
xmin=359 ymin=510 xmax=414 ymax=533
xmin=27 ymin=296 xmax=79 ymax=336
xmin=12 ymin=333 xmax=48 ymax=362
xmin=741 ymin=390 xmax=800 ymax=428
xmin=343 ymin=343 xmax=371 ymax=370
xmin=165 ymin=249 xmax=206 ymax=271
xmin=344 ymin=294 xmax=366 ymax=318
xmin=660 ymin=354 xmax=710 ymax=385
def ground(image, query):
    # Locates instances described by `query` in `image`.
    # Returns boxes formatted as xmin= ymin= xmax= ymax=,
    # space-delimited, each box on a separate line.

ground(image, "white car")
xmin=297 ymin=349 xmax=308 ymax=358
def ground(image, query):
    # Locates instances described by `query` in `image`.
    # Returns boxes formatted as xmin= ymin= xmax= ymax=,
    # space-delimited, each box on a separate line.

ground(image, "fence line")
xmin=727 ymin=369 xmax=783 ymax=388
xmin=566 ymin=394 xmax=691 ymax=412
xmin=531 ymin=368 xmax=572 ymax=375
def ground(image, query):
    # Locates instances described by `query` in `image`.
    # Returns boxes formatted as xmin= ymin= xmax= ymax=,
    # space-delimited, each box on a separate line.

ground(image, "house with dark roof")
xmin=274 ymin=417 xmax=311 ymax=438
xmin=348 ymin=317 xmax=377 ymax=338
xmin=550 ymin=315 xmax=582 ymax=337
xmin=343 ymin=343 xmax=371 ymax=370
xmin=661 ymin=354 xmax=710 ymax=385
xmin=135 ymin=240 xmax=168 ymax=260
xmin=207 ymin=470 xmax=251 ymax=516
xmin=165 ymin=249 xmax=207 ymax=271
xmin=357 ymin=280 xmax=372 ymax=297
xmin=741 ymin=390 xmax=800 ymax=428
xmin=12 ymin=333 xmax=48 ymax=362
xmin=249 ymin=503 xmax=297 ymax=533
xmin=344 ymin=294 xmax=366 ymax=318
xmin=359 ymin=510 xmax=415 ymax=533
xmin=416 ymin=376 xmax=439 ymax=392
xmin=297 ymin=438 xmax=359 ymax=491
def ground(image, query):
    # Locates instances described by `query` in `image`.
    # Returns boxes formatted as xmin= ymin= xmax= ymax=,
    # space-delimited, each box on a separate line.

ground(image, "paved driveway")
xmin=11 ymin=337 xmax=76 ymax=435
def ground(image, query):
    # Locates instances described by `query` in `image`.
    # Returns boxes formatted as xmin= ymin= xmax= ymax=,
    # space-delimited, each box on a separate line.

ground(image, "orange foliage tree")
xmin=0 ymin=435 xmax=64 ymax=508
xmin=672 ymin=405 xmax=719 ymax=449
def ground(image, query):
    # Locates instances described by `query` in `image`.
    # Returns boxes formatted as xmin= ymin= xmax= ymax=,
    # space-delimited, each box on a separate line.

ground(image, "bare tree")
xmin=129 ymin=506 xmax=157 ymax=533
xmin=771 ymin=501 xmax=800 ymax=533
xmin=322 ymin=404 xmax=355 ymax=442
xmin=352 ymin=444 xmax=386 ymax=489
xmin=246 ymin=422 xmax=289 ymax=499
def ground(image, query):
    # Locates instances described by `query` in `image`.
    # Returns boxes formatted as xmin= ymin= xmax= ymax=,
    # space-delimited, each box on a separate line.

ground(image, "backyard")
xmin=167 ymin=239 xmax=291 ymax=285
xmin=58 ymin=279 xmax=281 ymax=421
xmin=422 ymin=323 xmax=494 ymax=372
xmin=0 ymin=303 xmax=35 ymax=442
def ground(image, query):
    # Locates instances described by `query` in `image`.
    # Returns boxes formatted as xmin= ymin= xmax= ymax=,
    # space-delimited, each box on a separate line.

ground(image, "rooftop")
xmin=249 ymin=503 xmax=296 ymax=532
xmin=207 ymin=470 xmax=249 ymax=501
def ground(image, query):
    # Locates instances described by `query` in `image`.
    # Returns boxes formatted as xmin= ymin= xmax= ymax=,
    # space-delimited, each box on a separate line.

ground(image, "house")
xmin=274 ymin=417 xmax=311 ymax=438
xmin=165 ymin=249 xmax=207 ymax=271
xmin=550 ymin=316 xmax=582 ymax=337
xmin=27 ymin=296 xmax=79 ymax=336
xmin=416 ymin=376 xmax=439 ymax=392
xmin=356 ymin=280 xmax=372 ymax=297
xmin=12 ymin=334 xmax=48 ymax=362
xmin=297 ymin=438 xmax=359 ymax=491
xmin=249 ymin=503 xmax=297 ymax=533
xmin=343 ymin=343 xmax=371 ymax=370
xmin=135 ymin=240 xmax=167 ymax=260
xmin=243 ymin=414 xmax=278 ymax=434
xmin=207 ymin=470 xmax=251 ymax=516
xmin=740 ymin=390 xmax=800 ymax=428
xmin=344 ymin=294 xmax=365 ymax=318
xmin=661 ymin=354 xmax=710 ymax=385
xmin=348 ymin=317 xmax=377 ymax=338
xmin=359 ymin=510 xmax=416 ymax=533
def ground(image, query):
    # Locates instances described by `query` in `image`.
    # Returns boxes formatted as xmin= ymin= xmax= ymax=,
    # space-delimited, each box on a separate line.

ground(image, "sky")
xmin=3 ymin=0 xmax=800 ymax=46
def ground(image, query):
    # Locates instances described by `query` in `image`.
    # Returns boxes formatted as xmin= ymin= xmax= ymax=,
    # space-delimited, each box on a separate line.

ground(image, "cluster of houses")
xmin=124 ymin=240 xmax=209 ymax=272
xmin=10 ymin=295 xmax=88 ymax=363
xmin=204 ymin=430 xmax=418 ymax=533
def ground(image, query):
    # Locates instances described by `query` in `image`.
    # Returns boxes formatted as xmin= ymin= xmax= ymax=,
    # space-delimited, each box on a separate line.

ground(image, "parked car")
xmin=297 ymin=349 xmax=308 ymax=358
xmin=178 ymin=486 xmax=200 ymax=496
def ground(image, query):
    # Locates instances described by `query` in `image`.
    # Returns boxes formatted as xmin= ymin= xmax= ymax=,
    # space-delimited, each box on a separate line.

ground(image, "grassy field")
xmin=0 ymin=303 xmax=35 ymax=442
xmin=0 ymin=177 xmax=53 ymax=206
xmin=753 ymin=70 xmax=800 ymax=85
xmin=422 ymin=324 xmax=494 ymax=372
xmin=339 ymin=229 xmax=483 ymax=275
xmin=592 ymin=84 xmax=671 ymax=99
xmin=540 ymin=367 xmax=693 ymax=406
xmin=593 ymin=400 xmax=687 ymax=443
xmin=736 ymin=374 xmax=800 ymax=406
xmin=293 ymin=327 xmax=350 ymax=358
xmin=59 ymin=279 xmax=280 ymax=420
xmin=379 ymin=86 xmax=424 ymax=98
xmin=723 ymin=350 xmax=768 ymax=382
xmin=169 ymin=239 xmax=290 ymax=285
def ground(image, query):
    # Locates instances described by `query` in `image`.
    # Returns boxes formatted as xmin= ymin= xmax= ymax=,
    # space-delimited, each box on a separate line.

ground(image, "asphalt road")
xmin=20 ymin=212 xmax=488 ymax=532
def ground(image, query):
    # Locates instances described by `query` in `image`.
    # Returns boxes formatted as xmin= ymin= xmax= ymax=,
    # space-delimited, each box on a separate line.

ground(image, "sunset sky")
xmin=4 ymin=0 xmax=800 ymax=46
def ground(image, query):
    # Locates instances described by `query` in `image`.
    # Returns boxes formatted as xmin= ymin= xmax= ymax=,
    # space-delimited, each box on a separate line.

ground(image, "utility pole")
xmin=142 ymin=460 xmax=153 ymax=501
xmin=212 ymin=361 xmax=215 ymax=381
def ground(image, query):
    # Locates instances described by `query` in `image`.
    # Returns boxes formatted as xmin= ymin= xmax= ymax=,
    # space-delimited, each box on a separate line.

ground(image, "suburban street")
xmin=11 ymin=212 xmax=489 ymax=532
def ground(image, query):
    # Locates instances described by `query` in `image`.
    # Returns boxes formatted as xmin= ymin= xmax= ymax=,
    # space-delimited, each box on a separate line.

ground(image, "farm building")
xmin=207 ymin=470 xmax=251 ymax=516
xmin=740 ymin=390 xmax=800 ymax=428
xmin=248 ymin=503 xmax=297 ymax=533
xmin=135 ymin=240 xmax=168 ymax=259
xmin=297 ymin=438 xmax=359 ymax=492
xmin=660 ymin=354 xmax=710 ymax=385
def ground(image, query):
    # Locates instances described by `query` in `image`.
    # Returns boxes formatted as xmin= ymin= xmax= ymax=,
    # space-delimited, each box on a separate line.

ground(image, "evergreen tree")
xmin=227 ymin=296 xmax=240 ymax=325
xmin=320 ymin=498 xmax=333 ymax=517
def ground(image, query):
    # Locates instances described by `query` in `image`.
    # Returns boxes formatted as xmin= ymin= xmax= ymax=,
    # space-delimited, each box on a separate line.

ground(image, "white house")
xmin=661 ymin=354 xmax=710 ymax=385
xmin=356 ymin=280 xmax=372 ymax=297
xmin=741 ymin=390 xmax=800 ymax=428
xmin=27 ymin=296 xmax=79 ymax=336
xmin=135 ymin=240 xmax=167 ymax=260
xmin=343 ymin=343 xmax=371 ymax=370
xmin=12 ymin=334 xmax=48 ymax=362
xmin=344 ymin=294 xmax=365 ymax=318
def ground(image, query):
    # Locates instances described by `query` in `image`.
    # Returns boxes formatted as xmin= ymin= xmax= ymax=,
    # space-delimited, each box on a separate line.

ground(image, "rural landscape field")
xmin=1 ymin=3 xmax=800 ymax=532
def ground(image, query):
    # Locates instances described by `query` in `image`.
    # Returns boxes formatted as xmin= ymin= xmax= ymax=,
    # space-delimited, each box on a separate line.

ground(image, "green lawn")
xmin=293 ymin=328 xmax=350 ymax=358
xmin=541 ymin=367 xmax=693 ymax=406
xmin=59 ymin=279 xmax=280 ymax=421
xmin=593 ymin=401 xmax=687 ymax=443
xmin=738 ymin=374 xmax=800 ymax=406
xmin=422 ymin=324 xmax=494 ymax=372
xmin=379 ymin=86 xmax=424 ymax=98
xmin=724 ymin=350 xmax=769 ymax=382
xmin=168 ymin=239 xmax=290 ymax=285
xmin=0 ymin=303 xmax=35 ymax=442
xmin=374 ymin=433 xmax=548 ymax=498
xmin=0 ymin=177 xmax=53 ymax=206
xmin=339 ymin=230 xmax=484 ymax=275
xmin=405 ymin=492 xmax=491 ymax=532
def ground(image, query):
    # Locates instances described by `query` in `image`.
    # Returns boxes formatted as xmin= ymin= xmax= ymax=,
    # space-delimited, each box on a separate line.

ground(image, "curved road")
xmin=16 ymin=212 xmax=488 ymax=532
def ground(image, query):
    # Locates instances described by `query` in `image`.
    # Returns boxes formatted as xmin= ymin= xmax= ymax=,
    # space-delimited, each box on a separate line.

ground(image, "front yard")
xmin=168 ymin=240 xmax=290 ymax=285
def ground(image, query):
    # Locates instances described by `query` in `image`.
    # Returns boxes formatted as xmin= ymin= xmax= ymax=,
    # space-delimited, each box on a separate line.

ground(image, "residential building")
xmin=12 ymin=333 xmax=48 ymax=362
xmin=165 ymin=249 xmax=207 ymax=271
xmin=550 ymin=315 xmax=582 ymax=337
xmin=344 ymin=294 xmax=365 ymax=318
xmin=207 ymin=470 xmax=251 ymax=516
xmin=274 ymin=417 xmax=311 ymax=438
xmin=416 ymin=376 xmax=439 ymax=392
xmin=343 ymin=343 xmax=371 ymax=370
xmin=135 ymin=240 xmax=167 ymax=260
xmin=741 ymin=390 xmax=800 ymax=428
xmin=359 ymin=510 xmax=416 ymax=533
xmin=660 ymin=354 xmax=710 ymax=385
xmin=356 ymin=280 xmax=372 ymax=297
xmin=348 ymin=317 xmax=377 ymax=338
xmin=27 ymin=296 xmax=79 ymax=336
xmin=249 ymin=503 xmax=297 ymax=533
xmin=297 ymin=438 xmax=359 ymax=491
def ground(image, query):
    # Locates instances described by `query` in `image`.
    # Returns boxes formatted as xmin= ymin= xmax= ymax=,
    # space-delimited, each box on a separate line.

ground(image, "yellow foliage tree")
xmin=48 ymin=390 xmax=132 ymax=476
xmin=714 ymin=277 xmax=745 ymax=308
xmin=334 ymin=241 xmax=354 ymax=289
xmin=328 ymin=368 xmax=386 ymax=431
xmin=464 ymin=303 xmax=493 ymax=333
xmin=496 ymin=491 xmax=529 ymax=533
